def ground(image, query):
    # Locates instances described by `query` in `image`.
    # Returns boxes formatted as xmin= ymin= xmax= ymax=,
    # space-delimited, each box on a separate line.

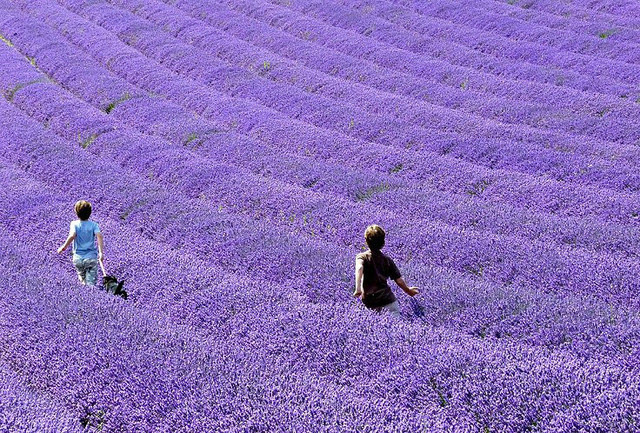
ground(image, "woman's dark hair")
xmin=75 ymin=200 xmax=92 ymax=220
xmin=364 ymin=224 xmax=385 ymax=251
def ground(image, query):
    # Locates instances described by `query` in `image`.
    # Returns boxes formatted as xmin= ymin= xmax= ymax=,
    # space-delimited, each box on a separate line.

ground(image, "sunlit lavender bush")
xmin=0 ymin=0 xmax=639 ymax=431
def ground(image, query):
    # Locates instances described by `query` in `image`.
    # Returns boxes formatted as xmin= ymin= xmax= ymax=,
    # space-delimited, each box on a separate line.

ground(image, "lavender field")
xmin=0 ymin=0 xmax=639 ymax=431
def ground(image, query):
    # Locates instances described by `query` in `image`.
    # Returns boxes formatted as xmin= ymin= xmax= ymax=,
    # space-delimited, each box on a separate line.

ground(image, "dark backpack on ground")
xmin=103 ymin=275 xmax=127 ymax=300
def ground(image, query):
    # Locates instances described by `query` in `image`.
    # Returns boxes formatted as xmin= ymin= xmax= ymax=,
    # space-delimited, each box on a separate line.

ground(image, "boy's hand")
xmin=353 ymin=289 xmax=363 ymax=298
xmin=56 ymin=246 xmax=65 ymax=254
xmin=406 ymin=287 xmax=419 ymax=297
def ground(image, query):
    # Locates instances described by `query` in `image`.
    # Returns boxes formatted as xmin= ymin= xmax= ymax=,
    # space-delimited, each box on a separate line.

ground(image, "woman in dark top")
xmin=353 ymin=225 xmax=419 ymax=315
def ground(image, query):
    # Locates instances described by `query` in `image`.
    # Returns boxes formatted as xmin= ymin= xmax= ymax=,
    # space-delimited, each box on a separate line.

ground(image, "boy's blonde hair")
xmin=365 ymin=224 xmax=385 ymax=251
xmin=75 ymin=200 xmax=92 ymax=221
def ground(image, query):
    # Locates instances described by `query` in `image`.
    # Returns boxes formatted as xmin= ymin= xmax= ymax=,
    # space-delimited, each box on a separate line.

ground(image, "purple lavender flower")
xmin=0 ymin=0 xmax=639 ymax=431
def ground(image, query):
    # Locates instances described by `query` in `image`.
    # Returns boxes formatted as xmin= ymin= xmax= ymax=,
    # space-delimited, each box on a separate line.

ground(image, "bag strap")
xmin=98 ymin=258 xmax=107 ymax=277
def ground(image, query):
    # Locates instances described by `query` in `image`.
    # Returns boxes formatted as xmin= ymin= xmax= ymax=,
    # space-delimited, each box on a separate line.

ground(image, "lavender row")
xmin=3 ymin=70 xmax=640 ymax=363
xmin=570 ymin=0 xmax=640 ymax=19
xmin=253 ymin=0 xmax=640 ymax=140
xmin=214 ymin=0 xmax=637 ymax=98
xmin=273 ymin=0 xmax=640 ymax=92
xmin=387 ymin=0 xmax=640 ymax=73
xmin=157 ymin=0 xmax=640 ymax=121
xmin=384 ymin=0 xmax=639 ymax=58
xmin=3 ymin=85 xmax=636 ymax=428
xmin=6 ymin=22 xmax=638 ymax=263
xmin=112 ymin=0 xmax=640 ymax=161
xmin=15 ymin=40 xmax=640 ymax=264
xmin=160 ymin=1 xmax=640 ymax=131
xmin=0 ymin=170 xmax=556 ymax=430
xmin=16 ymin=40 xmax=640 ymax=262
xmin=86 ymin=0 xmax=640 ymax=187
xmin=7 ymin=2 xmax=636 ymax=226
xmin=0 ymin=231 xmax=392 ymax=432
xmin=415 ymin=0 xmax=640 ymax=62
xmin=1 ymin=37 xmax=640 ymax=264
xmin=1 ymin=117 xmax=629 ymax=374
xmin=325 ymin=0 xmax=640 ymax=85
xmin=0 ymin=249 xmax=582 ymax=432
xmin=149 ymin=0 xmax=638 ymax=109
xmin=2 ymin=225 xmax=639 ymax=432
xmin=7 ymin=35 xmax=640 ymax=314
xmin=0 ymin=144 xmax=437 ymax=431
xmin=1 ymin=2 xmax=635 ymax=430
xmin=145 ymin=0 xmax=640 ymax=147
xmin=0 ymin=155 xmax=314 ymax=330
xmin=0 ymin=91 xmax=360 ymax=298
xmin=0 ymin=156 xmax=342 ymax=345
xmin=7 ymin=0 xmax=640 ymax=312
xmin=3 ymin=21 xmax=638 ymax=278
xmin=43 ymin=5 xmax=636 ymax=251
xmin=2 ymin=144 xmax=638 ymax=386
xmin=6 ymin=72 xmax=640 ymax=346
xmin=114 ymin=94 xmax=640 ymax=261
xmin=1 ymin=95 xmax=631 ymax=368
xmin=0 ymin=188 xmax=638 ymax=432
xmin=209 ymin=0 xmax=638 ymax=99
xmin=72 ymin=0 xmax=640 ymax=156
xmin=71 ymin=31 xmax=640 ymax=226
xmin=513 ymin=0 xmax=640 ymax=31
xmin=0 ymin=363 xmax=82 ymax=433
xmin=483 ymin=0 xmax=640 ymax=45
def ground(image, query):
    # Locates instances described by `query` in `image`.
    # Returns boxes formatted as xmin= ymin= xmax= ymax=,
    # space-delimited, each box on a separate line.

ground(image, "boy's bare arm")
xmin=353 ymin=259 xmax=364 ymax=298
xmin=395 ymin=277 xmax=419 ymax=297
xmin=57 ymin=233 xmax=76 ymax=254
xmin=96 ymin=232 xmax=104 ymax=260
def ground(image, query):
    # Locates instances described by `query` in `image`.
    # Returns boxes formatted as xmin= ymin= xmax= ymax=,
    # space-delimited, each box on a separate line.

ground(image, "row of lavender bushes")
xmin=0 ymin=0 xmax=639 ymax=430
